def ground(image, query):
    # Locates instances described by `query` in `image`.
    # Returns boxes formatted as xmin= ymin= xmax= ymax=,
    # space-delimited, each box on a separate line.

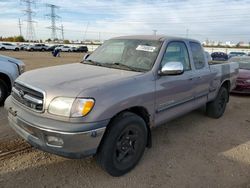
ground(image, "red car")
xmin=230 ymin=57 xmax=250 ymax=94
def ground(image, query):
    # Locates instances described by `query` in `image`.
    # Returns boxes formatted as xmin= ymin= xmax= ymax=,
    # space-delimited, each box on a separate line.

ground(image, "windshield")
xmin=84 ymin=39 xmax=162 ymax=72
xmin=229 ymin=57 xmax=250 ymax=70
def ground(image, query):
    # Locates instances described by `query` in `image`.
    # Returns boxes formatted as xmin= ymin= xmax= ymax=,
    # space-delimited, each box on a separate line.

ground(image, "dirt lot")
xmin=0 ymin=52 xmax=250 ymax=188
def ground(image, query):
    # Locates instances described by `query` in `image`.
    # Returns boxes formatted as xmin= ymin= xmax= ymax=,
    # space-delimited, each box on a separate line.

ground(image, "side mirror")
xmin=159 ymin=62 xmax=184 ymax=76
xmin=83 ymin=53 xmax=90 ymax=61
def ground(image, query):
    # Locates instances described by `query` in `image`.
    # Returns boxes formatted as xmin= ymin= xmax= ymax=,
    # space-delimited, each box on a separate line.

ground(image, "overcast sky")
xmin=0 ymin=0 xmax=249 ymax=43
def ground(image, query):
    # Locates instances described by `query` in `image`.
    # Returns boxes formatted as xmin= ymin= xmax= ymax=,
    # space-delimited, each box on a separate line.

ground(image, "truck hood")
xmin=0 ymin=54 xmax=25 ymax=66
xmin=16 ymin=63 xmax=142 ymax=98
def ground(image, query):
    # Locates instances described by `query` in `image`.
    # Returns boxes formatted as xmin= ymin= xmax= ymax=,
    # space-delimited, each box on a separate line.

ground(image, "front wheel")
xmin=0 ymin=80 xmax=8 ymax=106
xmin=206 ymin=86 xmax=229 ymax=118
xmin=97 ymin=112 xmax=147 ymax=177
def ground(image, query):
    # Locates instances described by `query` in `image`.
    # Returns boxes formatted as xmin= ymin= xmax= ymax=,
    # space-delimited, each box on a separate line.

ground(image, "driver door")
xmin=155 ymin=41 xmax=196 ymax=126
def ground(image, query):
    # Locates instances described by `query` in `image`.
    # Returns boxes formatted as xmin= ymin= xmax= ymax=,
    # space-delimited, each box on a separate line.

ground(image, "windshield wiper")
xmin=104 ymin=62 xmax=143 ymax=72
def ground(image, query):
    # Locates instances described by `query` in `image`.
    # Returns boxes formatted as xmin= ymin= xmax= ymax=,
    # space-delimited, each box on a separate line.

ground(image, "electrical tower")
xmin=61 ymin=24 xmax=64 ymax=41
xmin=18 ymin=18 xmax=23 ymax=36
xmin=21 ymin=0 xmax=36 ymax=42
xmin=46 ymin=4 xmax=60 ymax=41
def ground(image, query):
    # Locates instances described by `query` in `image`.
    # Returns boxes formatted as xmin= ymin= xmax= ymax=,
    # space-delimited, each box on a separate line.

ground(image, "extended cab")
xmin=0 ymin=55 xmax=25 ymax=105
xmin=5 ymin=36 xmax=238 ymax=176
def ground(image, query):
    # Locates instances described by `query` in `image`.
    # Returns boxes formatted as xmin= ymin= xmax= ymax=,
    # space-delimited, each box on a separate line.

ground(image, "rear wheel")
xmin=97 ymin=112 xmax=147 ymax=176
xmin=0 ymin=80 xmax=8 ymax=106
xmin=14 ymin=48 xmax=19 ymax=51
xmin=1 ymin=47 xmax=5 ymax=51
xmin=206 ymin=86 xmax=229 ymax=118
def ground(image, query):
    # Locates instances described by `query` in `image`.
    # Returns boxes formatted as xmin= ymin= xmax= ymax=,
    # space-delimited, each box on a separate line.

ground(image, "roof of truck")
xmin=111 ymin=35 xmax=200 ymax=43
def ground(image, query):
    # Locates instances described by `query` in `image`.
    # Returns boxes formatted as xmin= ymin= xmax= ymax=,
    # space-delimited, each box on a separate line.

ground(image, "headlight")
xmin=246 ymin=80 xmax=250 ymax=83
xmin=48 ymin=97 xmax=95 ymax=117
xmin=71 ymin=98 xmax=95 ymax=117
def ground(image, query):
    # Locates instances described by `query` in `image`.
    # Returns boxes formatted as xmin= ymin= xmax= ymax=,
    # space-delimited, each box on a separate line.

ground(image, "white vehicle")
xmin=55 ymin=45 xmax=75 ymax=52
xmin=0 ymin=43 xmax=20 ymax=51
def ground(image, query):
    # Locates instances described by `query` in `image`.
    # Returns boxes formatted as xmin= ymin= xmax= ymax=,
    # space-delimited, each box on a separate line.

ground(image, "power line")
xmin=21 ymin=0 xmax=36 ymax=42
xmin=45 ymin=4 xmax=60 ymax=41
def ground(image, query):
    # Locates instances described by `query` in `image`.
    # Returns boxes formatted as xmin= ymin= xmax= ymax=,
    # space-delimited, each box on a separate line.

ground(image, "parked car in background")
xmin=47 ymin=45 xmax=63 ymax=51
xmin=230 ymin=56 xmax=250 ymax=94
xmin=75 ymin=46 xmax=88 ymax=53
xmin=211 ymin=52 xmax=228 ymax=61
xmin=25 ymin=44 xmax=49 ymax=51
xmin=19 ymin=44 xmax=29 ymax=50
xmin=5 ymin=35 xmax=238 ymax=176
xmin=0 ymin=55 xmax=25 ymax=104
xmin=228 ymin=52 xmax=247 ymax=59
xmin=55 ymin=45 xmax=75 ymax=52
xmin=0 ymin=43 xmax=20 ymax=51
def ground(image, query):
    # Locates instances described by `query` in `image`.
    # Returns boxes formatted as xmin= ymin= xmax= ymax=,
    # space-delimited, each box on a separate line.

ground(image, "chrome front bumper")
xmin=5 ymin=97 xmax=107 ymax=158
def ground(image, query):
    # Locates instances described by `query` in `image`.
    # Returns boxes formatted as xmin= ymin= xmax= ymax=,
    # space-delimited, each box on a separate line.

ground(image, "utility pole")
xmin=21 ymin=0 xmax=36 ymax=42
xmin=83 ymin=22 xmax=89 ymax=42
xmin=61 ymin=24 xmax=64 ymax=41
xmin=153 ymin=29 xmax=157 ymax=36
xmin=18 ymin=18 xmax=22 ymax=36
xmin=45 ymin=4 xmax=60 ymax=41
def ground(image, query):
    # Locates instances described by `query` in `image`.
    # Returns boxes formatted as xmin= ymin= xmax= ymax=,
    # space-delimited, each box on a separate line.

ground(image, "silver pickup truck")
xmin=0 ymin=55 xmax=25 ymax=105
xmin=5 ymin=35 xmax=238 ymax=176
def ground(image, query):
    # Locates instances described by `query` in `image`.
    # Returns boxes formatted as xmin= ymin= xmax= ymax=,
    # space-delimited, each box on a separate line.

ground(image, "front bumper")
xmin=5 ymin=96 xmax=108 ymax=158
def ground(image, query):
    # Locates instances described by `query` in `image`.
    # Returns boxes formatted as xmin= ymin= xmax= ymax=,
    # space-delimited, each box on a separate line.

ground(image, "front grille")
xmin=12 ymin=82 xmax=44 ymax=112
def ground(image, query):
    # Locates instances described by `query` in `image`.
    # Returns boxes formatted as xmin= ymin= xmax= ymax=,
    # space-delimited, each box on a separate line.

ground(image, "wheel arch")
xmin=221 ymin=80 xmax=230 ymax=102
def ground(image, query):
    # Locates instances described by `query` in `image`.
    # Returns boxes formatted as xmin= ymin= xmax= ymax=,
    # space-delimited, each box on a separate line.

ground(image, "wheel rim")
xmin=114 ymin=126 xmax=139 ymax=164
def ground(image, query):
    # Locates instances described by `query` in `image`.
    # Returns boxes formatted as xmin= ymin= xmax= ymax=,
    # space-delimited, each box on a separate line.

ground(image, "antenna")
xmin=45 ymin=4 xmax=60 ymax=41
xmin=21 ymin=0 xmax=36 ymax=42
xmin=18 ymin=18 xmax=23 ymax=36
xmin=186 ymin=29 xmax=189 ymax=38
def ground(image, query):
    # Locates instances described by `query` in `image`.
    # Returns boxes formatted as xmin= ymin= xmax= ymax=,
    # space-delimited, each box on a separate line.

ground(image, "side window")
xmin=161 ymin=42 xmax=191 ymax=71
xmin=190 ymin=42 xmax=206 ymax=69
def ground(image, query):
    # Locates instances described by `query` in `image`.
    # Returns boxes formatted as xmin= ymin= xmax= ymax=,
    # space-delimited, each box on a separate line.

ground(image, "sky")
xmin=0 ymin=0 xmax=249 ymax=43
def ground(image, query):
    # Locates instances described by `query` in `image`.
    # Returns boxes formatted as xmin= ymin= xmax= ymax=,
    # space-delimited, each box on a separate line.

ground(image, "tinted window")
xmin=161 ymin=41 xmax=191 ymax=71
xmin=190 ymin=42 xmax=206 ymax=69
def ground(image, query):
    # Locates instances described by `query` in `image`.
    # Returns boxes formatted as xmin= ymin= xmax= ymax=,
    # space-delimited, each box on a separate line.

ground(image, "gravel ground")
xmin=0 ymin=52 xmax=250 ymax=188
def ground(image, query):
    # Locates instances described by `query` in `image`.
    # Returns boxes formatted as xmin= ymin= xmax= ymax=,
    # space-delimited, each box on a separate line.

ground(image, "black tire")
xmin=41 ymin=48 xmax=45 ymax=52
xmin=1 ymin=47 xmax=5 ymax=51
xmin=206 ymin=86 xmax=229 ymax=118
xmin=14 ymin=48 xmax=19 ymax=51
xmin=0 ymin=80 xmax=8 ymax=106
xmin=97 ymin=112 xmax=147 ymax=177
xmin=30 ymin=48 xmax=34 ymax=51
